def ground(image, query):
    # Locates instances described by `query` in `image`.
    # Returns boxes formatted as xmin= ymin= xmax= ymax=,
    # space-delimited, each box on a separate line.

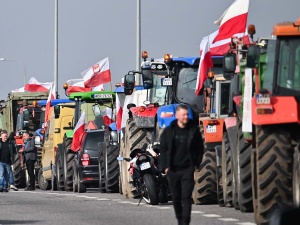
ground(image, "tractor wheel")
xmin=255 ymin=125 xmax=292 ymax=225
xmin=237 ymin=119 xmax=253 ymax=212
xmin=63 ymin=136 xmax=74 ymax=192
xmin=193 ymin=151 xmax=217 ymax=204
xmin=72 ymin=164 xmax=78 ymax=193
xmin=38 ymin=168 xmax=51 ymax=190
xmin=293 ymin=144 xmax=300 ymax=208
xmin=222 ymin=132 xmax=233 ymax=207
xmin=251 ymin=148 xmax=259 ymax=222
xmin=123 ymin=119 xmax=152 ymax=198
xmin=98 ymin=150 xmax=106 ymax=193
xmin=51 ymin=166 xmax=57 ymax=191
xmin=78 ymin=171 xmax=86 ymax=193
xmin=13 ymin=153 xmax=26 ymax=188
xmin=55 ymin=147 xmax=65 ymax=191
xmin=216 ymin=163 xmax=225 ymax=207
xmin=105 ymin=144 xmax=120 ymax=193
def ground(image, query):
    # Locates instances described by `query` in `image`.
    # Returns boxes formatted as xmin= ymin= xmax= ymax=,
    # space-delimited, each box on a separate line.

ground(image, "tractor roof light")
xmin=63 ymin=83 xmax=68 ymax=90
xmin=207 ymin=70 xmax=214 ymax=79
xmin=32 ymin=101 xmax=37 ymax=107
xmin=248 ymin=24 xmax=256 ymax=36
xmin=142 ymin=51 xmax=148 ymax=61
xmin=164 ymin=54 xmax=171 ymax=63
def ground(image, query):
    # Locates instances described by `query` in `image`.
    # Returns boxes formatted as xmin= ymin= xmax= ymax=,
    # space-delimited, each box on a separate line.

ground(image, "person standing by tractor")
xmin=0 ymin=130 xmax=17 ymax=192
xmin=19 ymin=132 xmax=37 ymax=191
xmin=160 ymin=104 xmax=204 ymax=225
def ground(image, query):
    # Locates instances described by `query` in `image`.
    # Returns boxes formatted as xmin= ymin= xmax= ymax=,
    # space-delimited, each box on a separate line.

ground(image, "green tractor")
xmin=55 ymin=90 xmax=115 ymax=191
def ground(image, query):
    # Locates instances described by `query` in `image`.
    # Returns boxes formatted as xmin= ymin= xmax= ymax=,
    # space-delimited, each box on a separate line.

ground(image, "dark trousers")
xmin=26 ymin=160 xmax=35 ymax=188
xmin=167 ymin=167 xmax=194 ymax=225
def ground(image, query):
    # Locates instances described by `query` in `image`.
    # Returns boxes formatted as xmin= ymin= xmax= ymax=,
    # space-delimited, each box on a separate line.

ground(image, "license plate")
xmin=206 ymin=125 xmax=216 ymax=133
xmin=162 ymin=78 xmax=172 ymax=86
xmin=256 ymin=94 xmax=270 ymax=104
xmin=140 ymin=162 xmax=151 ymax=170
xmin=92 ymin=94 xmax=112 ymax=99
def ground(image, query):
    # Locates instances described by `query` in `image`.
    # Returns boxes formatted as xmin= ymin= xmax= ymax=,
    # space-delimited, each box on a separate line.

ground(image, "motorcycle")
xmin=117 ymin=143 xmax=169 ymax=205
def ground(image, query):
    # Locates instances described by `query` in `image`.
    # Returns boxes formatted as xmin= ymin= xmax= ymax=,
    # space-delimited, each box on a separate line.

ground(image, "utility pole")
xmin=135 ymin=0 xmax=141 ymax=85
xmin=54 ymin=0 xmax=59 ymax=98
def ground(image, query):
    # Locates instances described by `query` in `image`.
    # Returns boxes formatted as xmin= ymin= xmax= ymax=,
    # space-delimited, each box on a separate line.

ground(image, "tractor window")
xmin=84 ymin=131 xmax=104 ymax=150
xmin=277 ymin=37 xmax=300 ymax=91
xmin=220 ymin=82 xmax=230 ymax=115
xmin=176 ymin=67 xmax=204 ymax=110
xmin=149 ymin=74 xmax=167 ymax=106
xmin=263 ymin=39 xmax=276 ymax=92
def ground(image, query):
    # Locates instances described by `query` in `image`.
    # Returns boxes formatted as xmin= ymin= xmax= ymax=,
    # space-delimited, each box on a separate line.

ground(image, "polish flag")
xmin=116 ymin=94 xmax=123 ymax=131
xmin=82 ymin=57 xmax=111 ymax=88
xmin=66 ymin=79 xmax=92 ymax=95
xmin=209 ymin=30 xmax=250 ymax=56
xmin=195 ymin=36 xmax=213 ymax=96
xmin=45 ymin=83 xmax=56 ymax=123
xmin=91 ymin=84 xmax=105 ymax=91
xmin=25 ymin=77 xmax=53 ymax=92
xmin=101 ymin=107 xmax=115 ymax=127
xmin=71 ymin=111 xmax=86 ymax=151
xmin=213 ymin=0 xmax=249 ymax=43
xmin=11 ymin=87 xmax=25 ymax=92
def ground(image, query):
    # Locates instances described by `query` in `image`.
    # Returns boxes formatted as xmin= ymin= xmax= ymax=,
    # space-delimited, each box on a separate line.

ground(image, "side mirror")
xmin=124 ymin=74 xmax=135 ymax=90
xmin=54 ymin=105 xmax=60 ymax=119
xmin=223 ymin=53 xmax=237 ymax=79
xmin=247 ymin=45 xmax=261 ymax=68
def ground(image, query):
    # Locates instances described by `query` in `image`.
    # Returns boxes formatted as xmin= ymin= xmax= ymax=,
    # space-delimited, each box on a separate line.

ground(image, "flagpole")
xmin=135 ymin=0 xmax=141 ymax=84
xmin=54 ymin=0 xmax=59 ymax=98
xmin=109 ymin=80 xmax=115 ymax=121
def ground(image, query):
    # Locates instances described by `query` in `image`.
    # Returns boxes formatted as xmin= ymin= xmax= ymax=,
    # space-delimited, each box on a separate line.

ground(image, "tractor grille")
xmin=133 ymin=115 xmax=155 ymax=128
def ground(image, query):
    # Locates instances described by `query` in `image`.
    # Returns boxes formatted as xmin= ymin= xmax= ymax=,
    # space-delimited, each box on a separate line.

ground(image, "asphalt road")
xmin=0 ymin=188 xmax=256 ymax=225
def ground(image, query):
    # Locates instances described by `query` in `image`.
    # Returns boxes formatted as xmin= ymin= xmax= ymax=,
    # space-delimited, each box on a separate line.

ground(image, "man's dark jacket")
xmin=0 ymin=139 xmax=17 ymax=164
xmin=160 ymin=119 xmax=204 ymax=171
xmin=24 ymin=138 xmax=37 ymax=161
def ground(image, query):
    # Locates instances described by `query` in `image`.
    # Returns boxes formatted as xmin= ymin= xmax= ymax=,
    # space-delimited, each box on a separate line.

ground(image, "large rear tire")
xmin=13 ymin=153 xmax=26 ymax=188
xmin=98 ymin=150 xmax=106 ymax=193
xmin=105 ymin=144 xmax=120 ymax=193
xmin=293 ymin=144 xmax=300 ymax=207
xmin=122 ymin=119 xmax=152 ymax=198
xmin=56 ymin=147 xmax=64 ymax=191
xmin=222 ymin=132 xmax=233 ymax=207
xmin=63 ymin=136 xmax=74 ymax=192
xmin=38 ymin=168 xmax=51 ymax=190
xmin=237 ymin=119 xmax=253 ymax=212
xmin=193 ymin=151 xmax=217 ymax=204
xmin=143 ymin=174 xmax=159 ymax=205
xmin=255 ymin=125 xmax=292 ymax=225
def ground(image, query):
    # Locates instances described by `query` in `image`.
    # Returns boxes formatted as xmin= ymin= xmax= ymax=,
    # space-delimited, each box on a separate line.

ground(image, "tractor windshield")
xmin=275 ymin=37 xmax=300 ymax=92
xmin=150 ymin=73 xmax=167 ymax=106
xmin=176 ymin=67 xmax=223 ymax=110
xmin=80 ymin=102 xmax=107 ymax=128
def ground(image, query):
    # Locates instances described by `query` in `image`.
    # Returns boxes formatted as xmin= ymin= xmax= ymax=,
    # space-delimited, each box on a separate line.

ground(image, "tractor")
xmin=223 ymin=18 xmax=300 ymax=225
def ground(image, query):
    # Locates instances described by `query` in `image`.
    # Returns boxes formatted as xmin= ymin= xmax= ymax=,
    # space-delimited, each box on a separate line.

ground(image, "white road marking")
xmin=218 ymin=218 xmax=239 ymax=222
xmin=82 ymin=196 xmax=98 ymax=199
xmin=119 ymin=201 xmax=132 ymax=204
xmin=96 ymin=198 xmax=111 ymax=201
xmin=156 ymin=206 xmax=171 ymax=209
xmin=111 ymin=199 xmax=121 ymax=201
xmin=236 ymin=223 xmax=256 ymax=225
xmin=191 ymin=211 xmax=204 ymax=214
xmin=202 ymin=214 xmax=221 ymax=218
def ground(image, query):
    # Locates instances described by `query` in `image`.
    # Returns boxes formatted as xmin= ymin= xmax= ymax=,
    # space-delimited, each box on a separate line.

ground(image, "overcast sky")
xmin=0 ymin=0 xmax=299 ymax=99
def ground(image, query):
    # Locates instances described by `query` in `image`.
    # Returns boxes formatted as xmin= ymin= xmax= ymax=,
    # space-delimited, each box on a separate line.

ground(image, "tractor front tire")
xmin=13 ymin=153 xmax=26 ymax=188
xmin=105 ymin=145 xmax=120 ymax=193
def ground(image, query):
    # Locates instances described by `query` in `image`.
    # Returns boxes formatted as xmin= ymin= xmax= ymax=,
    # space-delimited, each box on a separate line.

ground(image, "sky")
xmin=0 ymin=0 xmax=299 ymax=99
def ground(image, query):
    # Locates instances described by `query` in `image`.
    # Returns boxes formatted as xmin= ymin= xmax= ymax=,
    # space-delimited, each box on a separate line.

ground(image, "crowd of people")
xmin=0 ymin=129 xmax=37 ymax=192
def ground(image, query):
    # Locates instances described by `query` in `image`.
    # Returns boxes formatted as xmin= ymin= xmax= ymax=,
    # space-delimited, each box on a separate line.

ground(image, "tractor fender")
xmin=224 ymin=117 xmax=237 ymax=130
xmin=215 ymin=145 xmax=222 ymax=167
xmin=156 ymin=104 xmax=193 ymax=129
xmin=226 ymin=125 xmax=237 ymax=153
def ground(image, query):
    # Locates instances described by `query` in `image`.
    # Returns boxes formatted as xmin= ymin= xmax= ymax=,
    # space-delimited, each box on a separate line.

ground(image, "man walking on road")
xmin=19 ymin=132 xmax=37 ymax=191
xmin=0 ymin=131 xmax=17 ymax=192
xmin=160 ymin=104 xmax=204 ymax=225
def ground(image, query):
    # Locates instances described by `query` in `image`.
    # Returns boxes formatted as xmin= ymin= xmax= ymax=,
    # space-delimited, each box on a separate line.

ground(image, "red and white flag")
xmin=66 ymin=79 xmax=92 ymax=95
xmin=71 ymin=111 xmax=86 ymax=151
xmin=213 ymin=0 xmax=249 ymax=44
xmin=208 ymin=30 xmax=250 ymax=56
xmin=101 ymin=107 xmax=115 ymax=127
xmin=45 ymin=83 xmax=56 ymax=123
xmin=116 ymin=93 xmax=123 ymax=131
xmin=25 ymin=77 xmax=53 ymax=92
xmin=195 ymin=36 xmax=213 ymax=96
xmin=82 ymin=57 xmax=111 ymax=88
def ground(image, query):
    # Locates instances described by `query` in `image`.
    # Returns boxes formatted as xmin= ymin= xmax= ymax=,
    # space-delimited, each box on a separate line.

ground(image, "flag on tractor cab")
xmin=71 ymin=111 xmax=86 ymax=151
xmin=44 ymin=83 xmax=56 ymax=124
xmin=82 ymin=57 xmax=111 ymax=88
xmin=116 ymin=93 xmax=123 ymax=131
xmin=195 ymin=36 xmax=213 ymax=96
xmin=66 ymin=79 xmax=92 ymax=95
xmin=213 ymin=0 xmax=249 ymax=44
xmin=25 ymin=77 xmax=53 ymax=92
xmin=101 ymin=107 xmax=115 ymax=127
